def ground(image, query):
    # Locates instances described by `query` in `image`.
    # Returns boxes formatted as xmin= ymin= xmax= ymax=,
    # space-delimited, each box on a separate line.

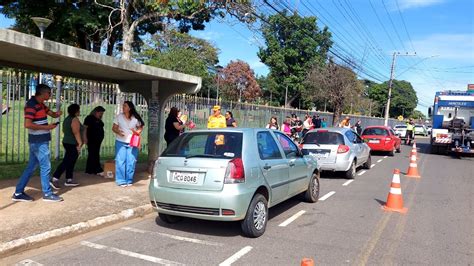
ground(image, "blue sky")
xmin=1 ymin=0 xmax=473 ymax=113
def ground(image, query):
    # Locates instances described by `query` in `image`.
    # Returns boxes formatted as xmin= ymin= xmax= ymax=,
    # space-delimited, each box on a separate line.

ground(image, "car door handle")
xmin=263 ymin=165 xmax=272 ymax=170
xmin=289 ymin=160 xmax=296 ymax=167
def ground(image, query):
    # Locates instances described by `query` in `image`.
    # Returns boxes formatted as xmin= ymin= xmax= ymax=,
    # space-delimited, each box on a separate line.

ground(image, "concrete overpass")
xmin=0 ymin=29 xmax=202 ymax=172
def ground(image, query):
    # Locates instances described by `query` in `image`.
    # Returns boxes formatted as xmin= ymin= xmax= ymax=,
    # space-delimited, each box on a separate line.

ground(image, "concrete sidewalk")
xmin=0 ymin=164 xmax=154 ymax=257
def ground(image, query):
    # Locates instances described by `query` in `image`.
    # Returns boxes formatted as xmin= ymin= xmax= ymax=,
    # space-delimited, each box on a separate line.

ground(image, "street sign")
xmin=398 ymin=115 xmax=404 ymax=121
xmin=468 ymin=84 xmax=474 ymax=91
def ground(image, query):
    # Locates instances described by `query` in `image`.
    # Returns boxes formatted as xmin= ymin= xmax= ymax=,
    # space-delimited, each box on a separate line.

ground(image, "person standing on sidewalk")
xmin=225 ymin=111 xmax=237 ymax=127
xmin=207 ymin=105 xmax=226 ymax=129
xmin=12 ymin=84 xmax=63 ymax=202
xmin=112 ymin=101 xmax=144 ymax=187
xmin=164 ymin=107 xmax=186 ymax=146
xmin=84 ymin=106 xmax=106 ymax=176
xmin=50 ymin=104 xmax=84 ymax=189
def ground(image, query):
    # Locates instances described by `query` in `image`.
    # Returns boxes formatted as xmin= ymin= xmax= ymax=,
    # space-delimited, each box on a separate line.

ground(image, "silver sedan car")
xmin=149 ymin=128 xmax=320 ymax=238
xmin=300 ymin=128 xmax=371 ymax=179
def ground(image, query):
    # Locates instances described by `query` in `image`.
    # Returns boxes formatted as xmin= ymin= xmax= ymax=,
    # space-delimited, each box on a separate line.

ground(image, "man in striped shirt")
xmin=12 ymin=84 xmax=64 ymax=202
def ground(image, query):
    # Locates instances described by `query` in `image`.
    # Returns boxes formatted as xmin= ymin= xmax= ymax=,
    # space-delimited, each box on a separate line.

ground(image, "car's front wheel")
xmin=363 ymin=154 xmax=371 ymax=169
xmin=304 ymin=172 xmax=320 ymax=203
xmin=241 ymin=194 xmax=268 ymax=238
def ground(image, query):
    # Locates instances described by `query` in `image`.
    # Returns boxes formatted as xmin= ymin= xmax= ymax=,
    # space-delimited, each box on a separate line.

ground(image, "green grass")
xmin=0 ymin=153 xmax=149 ymax=181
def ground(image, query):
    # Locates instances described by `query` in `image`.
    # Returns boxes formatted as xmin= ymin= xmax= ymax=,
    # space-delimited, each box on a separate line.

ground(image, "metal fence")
xmin=0 ymin=68 xmax=397 ymax=164
xmin=0 ymin=70 xmax=148 ymax=164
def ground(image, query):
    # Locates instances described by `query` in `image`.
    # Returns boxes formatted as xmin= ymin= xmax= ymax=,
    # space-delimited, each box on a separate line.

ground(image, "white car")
xmin=414 ymin=124 xmax=428 ymax=136
xmin=393 ymin=125 xmax=407 ymax=139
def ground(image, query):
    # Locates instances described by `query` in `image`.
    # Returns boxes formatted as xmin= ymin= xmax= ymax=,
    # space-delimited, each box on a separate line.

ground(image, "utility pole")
xmin=384 ymin=52 xmax=416 ymax=126
xmin=284 ymin=84 xmax=288 ymax=108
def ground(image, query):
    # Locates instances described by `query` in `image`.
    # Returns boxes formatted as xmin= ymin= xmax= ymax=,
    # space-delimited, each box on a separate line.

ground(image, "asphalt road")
xmin=5 ymin=138 xmax=474 ymax=265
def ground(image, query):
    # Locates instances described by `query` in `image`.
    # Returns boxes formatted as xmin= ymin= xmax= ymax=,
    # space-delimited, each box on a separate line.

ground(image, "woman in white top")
xmin=112 ymin=101 xmax=144 ymax=187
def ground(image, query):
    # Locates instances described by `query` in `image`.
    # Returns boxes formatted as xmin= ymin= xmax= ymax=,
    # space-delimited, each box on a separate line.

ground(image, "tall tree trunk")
xmin=121 ymin=25 xmax=132 ymax=60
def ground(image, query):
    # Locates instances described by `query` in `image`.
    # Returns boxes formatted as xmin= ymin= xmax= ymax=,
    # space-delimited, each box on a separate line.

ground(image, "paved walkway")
xmin=0 ymin=164 xmax=153 ymax=257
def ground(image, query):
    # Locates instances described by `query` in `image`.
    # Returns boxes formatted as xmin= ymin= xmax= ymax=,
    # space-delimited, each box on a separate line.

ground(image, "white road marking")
xmin=16 ymin=259 xmax=43 ymax=266
xmin=319 ymin=191 xmax=336 ymax=201
xmin=384 ymin=156 xmax=388 ymax=158
xmin=377 ymin=159 xmax=383 ymax=163
xmin=358 ymin=170 xmax=367 ymax=176
xmin=342 ymin=180 xmax=354 ymax=186
xmin=122 ymin=227 xmax=222 ymax=246
xmin=81 ymin=241 xmax=183 ymax=265
xmin=219 ymin=246 xmax=253 ymax=266
xmin=279 ymin=210 xmax=306 ymax=227
xmin=371 ymin=164 xmax=376 ymax=168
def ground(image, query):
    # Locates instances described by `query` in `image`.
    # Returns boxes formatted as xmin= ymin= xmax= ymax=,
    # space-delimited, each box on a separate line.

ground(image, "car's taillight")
xmin=337 ymin=144 xmax=350 ymax=153
xmin=298 ymin=143 xmax=304 ymax=149
xmin=224 ymin=158 xmax=245 ymax=184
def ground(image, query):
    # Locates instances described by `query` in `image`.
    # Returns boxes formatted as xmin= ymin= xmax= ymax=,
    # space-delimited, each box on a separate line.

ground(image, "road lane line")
xmin=371 ymin=164 xmax=376 ymax=168
xmin=342 ymin=180 xmax=354 ymax=186
xmin=81 ymin=241 xmax=183 ymax=265
xmin=219 ymin=246 xmax=253 ymax=266
xmin=377 ymin=159 xmax=383 ymax=163
xmin=384 ymin=156 xmax=388 ymax=158
xmin=16 ymin=259 xmax=43 ymax=266
xmin=357 ymin=170 xmax=367 ymax=176
xmin=279 ymin=210 xmax=306 ymax=227
xmin=122 ymin=227 xmax=222 ymax=246
xmin=319 ymin=191 xmax=336 ymax=201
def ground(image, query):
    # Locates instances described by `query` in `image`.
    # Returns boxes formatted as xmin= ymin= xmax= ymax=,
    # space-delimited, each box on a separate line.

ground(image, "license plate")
xmin=171 ymin=172 xmax=200 ymax=185
xmin=310 ymin=152 xmax=329 ymax=159
xmin=369 ymin=140 xmax=380 ymax=143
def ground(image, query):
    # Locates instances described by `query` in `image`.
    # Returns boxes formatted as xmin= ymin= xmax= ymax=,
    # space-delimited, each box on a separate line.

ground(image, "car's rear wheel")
xmin=396 ymin=145 xmax=401 ymax=153
xmin=363 ymin=154 xmax=371 ymax=169
xmin=241 ymin=193 xmax=268 ymax=238
xmin=388 ymin=147 xmax=395 ymax=156
xmin=345 ymin=161 xmax=356 ymax=179
xmin=158 ymin=213 xmax=183 ymax=224
xmin=304 ymin=172 xmax=320 ymax=203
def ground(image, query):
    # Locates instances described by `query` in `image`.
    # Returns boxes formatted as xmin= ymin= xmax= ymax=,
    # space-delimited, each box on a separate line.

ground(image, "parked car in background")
xmin=414 ymin=124 xmax=428 ymax=136
xmin=394 ymin=125 xmax=407 ymax=139
xmin=149 ymin=128 xmax=320 ymax=238
xmin=300 ymin=128 xmax=371 ymax=179
xmin=361 ymin=126 xmax=401 ymax=156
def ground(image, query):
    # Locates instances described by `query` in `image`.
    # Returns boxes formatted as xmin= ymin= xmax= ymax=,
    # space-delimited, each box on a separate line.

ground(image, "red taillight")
xmin=298 ymin=143 xmax=304 ymax=149
xmin=337 ymin=144 xmax=350 ymax=153
xmin=224 ymin=158 xmax=245 ymax=184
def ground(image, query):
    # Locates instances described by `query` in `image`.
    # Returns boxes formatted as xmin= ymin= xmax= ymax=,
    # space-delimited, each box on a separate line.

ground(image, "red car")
xmin=361 ymin=126 xmax=401 ymax=156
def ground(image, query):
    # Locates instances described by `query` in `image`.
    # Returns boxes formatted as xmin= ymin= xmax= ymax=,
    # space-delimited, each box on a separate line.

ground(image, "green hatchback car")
xmin=149 ymin=128 xmax=320 ymax=237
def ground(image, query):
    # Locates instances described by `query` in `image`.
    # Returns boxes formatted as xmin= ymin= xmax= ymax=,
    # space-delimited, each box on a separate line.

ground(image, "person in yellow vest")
xmin=405 ymin=118 xmax=415 ymax=145
xmin=207 ymin=105 xmax=226 ymax=129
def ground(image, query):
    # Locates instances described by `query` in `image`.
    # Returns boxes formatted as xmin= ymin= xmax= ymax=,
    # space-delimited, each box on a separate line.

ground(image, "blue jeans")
xmin=115 ymin=140 xmax=138 ymax=185
xmin=15 ymin=142 xmax=53 ymax=196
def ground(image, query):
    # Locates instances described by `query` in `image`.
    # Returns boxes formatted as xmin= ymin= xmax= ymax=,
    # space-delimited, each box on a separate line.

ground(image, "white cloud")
xmin=194 ymin=31 xmax=221 ymax=41
xmin=411 ymin=33 xmax=474 ymax=61
xmin=397 ymin=0 xmax=445 ymax=10
xmin=249 ymin=60 xmax=266 ymax=69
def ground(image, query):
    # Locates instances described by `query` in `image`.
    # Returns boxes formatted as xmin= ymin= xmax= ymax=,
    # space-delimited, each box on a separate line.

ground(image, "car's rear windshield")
xmin=362 ymin=128 xmax=388 ymax=136
xmin=303 ymin=131 xmax=344 ymax=145
xmin=395 ymin=125 xmax=407 ymax=129
xmin=161 ymin=132 xmax=243 ymax=159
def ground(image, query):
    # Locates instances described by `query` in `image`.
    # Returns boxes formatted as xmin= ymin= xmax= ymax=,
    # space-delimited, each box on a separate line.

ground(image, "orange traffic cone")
xmin=411 ymin=141 xmax=420 ymax=160
xmin=406 ymin=142 xmax=421 ymax=178
xmin=382 ymin=169 xmax=408 ymax=214
xmin=301 ymin=258 xmax=314 ymax=266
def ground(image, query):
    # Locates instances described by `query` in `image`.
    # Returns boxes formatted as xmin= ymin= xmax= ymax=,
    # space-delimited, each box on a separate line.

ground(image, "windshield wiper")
xmin=185 ymin=154 xmax=221 ymax=159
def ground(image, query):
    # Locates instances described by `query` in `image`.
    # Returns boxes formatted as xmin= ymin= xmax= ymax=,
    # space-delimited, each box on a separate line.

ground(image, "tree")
xmin=305 ymin=61 xmax=362 ymax=126
xmin=368 ymin=80 xmax=418 ymax=118
xmin=0 ymin=0 xmax=117 ymax=54
xmin=258 ymin=10 xmax=332 ymax=107
xmin=256 ymin=74 xmax=279 ymax=106
xmin=220 ymin=60 xmax=261 ymax=102
xmin=411 ymin=110 xmax=426 ymax=120
xmin=137 ymin=29 xmax=219 ymax=96
xmin=98 ymin=0 xmax=252 ymax=60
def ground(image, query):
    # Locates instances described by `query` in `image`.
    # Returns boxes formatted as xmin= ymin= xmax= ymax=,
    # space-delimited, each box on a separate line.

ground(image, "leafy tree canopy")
xmin=368 ymin=80 xmax=418 ymax=118
xmin=220 ymin=60 xmax=261 ymax=102
xmin=258 ymin=10 xmax=332 ymax=107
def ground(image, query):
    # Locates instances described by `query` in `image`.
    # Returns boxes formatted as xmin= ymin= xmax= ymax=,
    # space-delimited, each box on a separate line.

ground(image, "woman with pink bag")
xmin=112 ymin=101 xmax=144 ymax=187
